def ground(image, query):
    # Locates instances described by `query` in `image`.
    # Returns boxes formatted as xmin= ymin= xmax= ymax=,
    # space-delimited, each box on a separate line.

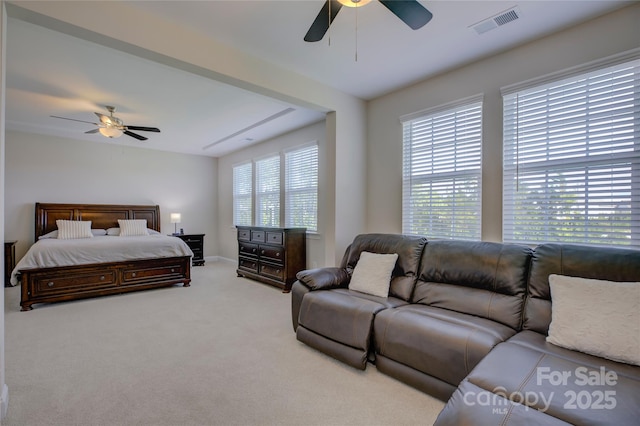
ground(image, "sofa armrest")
xmin=296 ymin=267 xmax=350 ymax=291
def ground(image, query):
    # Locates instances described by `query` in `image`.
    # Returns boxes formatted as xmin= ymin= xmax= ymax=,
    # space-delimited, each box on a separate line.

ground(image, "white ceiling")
xmin=5 ymin=0 xmax=632 ymax=157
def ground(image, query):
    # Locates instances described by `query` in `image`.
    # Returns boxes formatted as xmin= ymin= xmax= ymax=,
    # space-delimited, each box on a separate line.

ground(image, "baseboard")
xmin=203 ymin=256 xmax=236 ymax=265
xmin=1 ymin=383 xmax=8 ymax=421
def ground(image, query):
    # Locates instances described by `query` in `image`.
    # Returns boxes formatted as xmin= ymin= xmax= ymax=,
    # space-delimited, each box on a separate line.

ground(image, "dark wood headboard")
xmin=35 ymin=203 xmax=161 ymax=240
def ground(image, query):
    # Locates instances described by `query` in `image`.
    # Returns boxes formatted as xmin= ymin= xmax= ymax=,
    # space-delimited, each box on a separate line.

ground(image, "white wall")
xmin=366 ymin=3 xmax=640 ymax=241
xmin=0 ymin=2 xmax=7 ymax=419
xmin=217 ymin=121 xmax=327 ymax=268
xmin=5 ymin=130 xmax=218 ymax=261
xmin=7 ymin=0 xmax=367 ymax=269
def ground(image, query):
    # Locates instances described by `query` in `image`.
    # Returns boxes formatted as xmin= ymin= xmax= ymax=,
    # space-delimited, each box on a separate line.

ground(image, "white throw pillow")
xmin=547 ymin=274 xmax=640 ymax=366
xmin=56 ymin=220 xmax=93 ymax=240
xmin=348 ymin=251 xmax=399 ymax=298
xmin=117 ymin=219 xmax=149 ymax=237
xmin=107 ymin=227 xmax=159 ymax=236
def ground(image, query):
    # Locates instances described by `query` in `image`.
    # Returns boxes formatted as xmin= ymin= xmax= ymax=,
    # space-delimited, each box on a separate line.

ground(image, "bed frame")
xmin=19 ymin=203 xmax=191 ymax=311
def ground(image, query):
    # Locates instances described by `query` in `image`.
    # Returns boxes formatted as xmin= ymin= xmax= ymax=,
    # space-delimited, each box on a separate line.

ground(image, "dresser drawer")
xmin=260 ymin=245 xmax=285 ymax=264
xmin=33 ymin=270 xmax=117 ymax=296
xmin=239 ymin=242 xmax=259 ymax=257
xmin=122 ymin=263 xmax=184 ymax=284
xmin=238 ymin=257 xmax=258 ymax=273
xmin=266 ymin=231 xmax=283 ymax=245
xmin=251 ymin=230 xmax=266 ymax=242
xmin=237 ymin=228 xmax=251 ymax=241
xmin=181 ymin=236 xmax=202 ymax=246
xmin=260 ymin=263 xmax=284 ymax=281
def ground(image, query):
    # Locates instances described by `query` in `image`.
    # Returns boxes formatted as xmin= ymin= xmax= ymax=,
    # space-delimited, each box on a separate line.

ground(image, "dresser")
xmin=174 ymin=234 xmax=205 ymax=266
xmin=236 ymin=226 xmax=306 ymax=292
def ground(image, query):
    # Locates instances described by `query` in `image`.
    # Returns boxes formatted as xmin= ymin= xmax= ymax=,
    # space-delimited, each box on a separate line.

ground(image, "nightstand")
xmin=5 ymin=240 xmax=17 ymax=287
xmin=174 ymin=234 xmax=205 ymax=266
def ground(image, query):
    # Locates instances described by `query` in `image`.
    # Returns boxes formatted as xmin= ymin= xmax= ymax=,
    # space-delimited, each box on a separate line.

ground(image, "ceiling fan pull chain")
xmin=328 ymin=0 xmax=332 ymax=46
xmin=355 ymin=2 xmax=358 ymax=62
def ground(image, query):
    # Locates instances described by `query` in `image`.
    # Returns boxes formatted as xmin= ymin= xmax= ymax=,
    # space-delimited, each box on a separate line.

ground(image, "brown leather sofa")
xmin=291 ymin=234 xmax=640 ymax=425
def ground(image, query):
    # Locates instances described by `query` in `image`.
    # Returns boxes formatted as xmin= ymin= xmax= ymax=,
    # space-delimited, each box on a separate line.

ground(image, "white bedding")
xmin=10 ymin=235 xmax=194 ymax=286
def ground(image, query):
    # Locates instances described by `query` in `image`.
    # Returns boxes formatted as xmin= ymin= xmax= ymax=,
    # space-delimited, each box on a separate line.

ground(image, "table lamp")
xmin=170 ymin=213 xmax=181 ymax=235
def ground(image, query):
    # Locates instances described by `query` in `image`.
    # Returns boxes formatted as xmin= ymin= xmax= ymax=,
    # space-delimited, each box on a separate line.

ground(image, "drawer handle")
xmin=276 ymin=269 xmax=281 ymax=274
xmin=132 ymin=272 xmax=136 ymax=278
xmin=100 ymin=276 xmax=105 ymax=281
xmin=261 ymin=250 xmax=265 ymax=255
xmin=171 ymin=268 xmax=175 ymax=273
xmin=276 ymin=252 xmax=281 ymax=257
xmin=47 ymin=281 xmax=54 ymax=287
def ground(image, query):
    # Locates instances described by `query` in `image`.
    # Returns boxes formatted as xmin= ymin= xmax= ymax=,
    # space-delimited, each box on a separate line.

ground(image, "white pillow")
xmin=56 ymin=220 xmax=93 ymax=240
xmin=117 ymin=219 xmax=149 ymax=237
xmin=107 ymin=227 xmax=159 ymax=236
xmin=547 ymin=274 xmax=640 ymax=366
xmin=348 ymin=251 xmax=398 ymax=298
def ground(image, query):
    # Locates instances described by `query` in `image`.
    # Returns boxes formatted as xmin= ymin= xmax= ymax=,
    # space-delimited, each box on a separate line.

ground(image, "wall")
xmin=0 ymin=2 xmax=7 ymax=419
xmin=5 ymin=130 xmax=218 ymax=261
xmin=366 ymin=3 xmax=640 ymax=241
xmin=217 ymin=120 xmax=327 ymax=268
xmin=7 ymin=0 xmax=367 ymax=270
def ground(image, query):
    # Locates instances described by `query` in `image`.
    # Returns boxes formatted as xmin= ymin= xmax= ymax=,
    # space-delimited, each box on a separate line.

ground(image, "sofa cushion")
xmin=374 ymin=305 xmax=518 ymax=387
xmin=297 ymin=289 xmax=407 ymax=369
xmin=525 ymin=243 xmax=640 ymax=334
xmin=344 ymin=234 xmax=427 ymax=301
xmin=413 ymin=240 xmax=532 ymax=329
xmin=436 ymin=330 xmax=640 ymax=425
xmin=349 ymin=251 xmax=398 ymax=297
xmin=547 ymin=274 xmax=640 ymax=366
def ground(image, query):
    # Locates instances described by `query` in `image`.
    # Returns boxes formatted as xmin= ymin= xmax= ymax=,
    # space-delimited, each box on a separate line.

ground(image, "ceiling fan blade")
xmin=126 ymin=126 xmax=161 ymax=133
xmin=378 ymin=0 xmax=433 ymax=30
xmin=124 ymin=130 xmax=148 ymax=141
xmin=85 ymin=129 xmax=100 ymax=134
xmin=50 ymin=115 xmax=99 ymax=126
xmin=304 ymin=0 xmax=343 ymax=42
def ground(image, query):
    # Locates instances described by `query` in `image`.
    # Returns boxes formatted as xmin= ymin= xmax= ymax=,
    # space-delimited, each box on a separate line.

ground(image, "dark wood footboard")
xmin=20 ymin=256 xmax=191 ymax=311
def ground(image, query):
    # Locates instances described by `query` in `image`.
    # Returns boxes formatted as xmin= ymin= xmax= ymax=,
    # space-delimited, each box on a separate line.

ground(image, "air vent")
xmin=471 ymin=6 xmax=521 ymax=35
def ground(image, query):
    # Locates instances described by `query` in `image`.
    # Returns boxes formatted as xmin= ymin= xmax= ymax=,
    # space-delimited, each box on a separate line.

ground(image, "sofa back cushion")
xmin=344 ymin=234 xmax=428 ymax=301
xmin=413 ymin=240 xmax=532 ymax=330
xmin=524 ymin=243 xmax=640 ymax=334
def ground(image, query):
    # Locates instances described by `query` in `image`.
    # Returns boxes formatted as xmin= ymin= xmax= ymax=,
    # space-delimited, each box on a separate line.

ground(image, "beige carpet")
xmin=3 ymin=262 xmax=444 ymax=426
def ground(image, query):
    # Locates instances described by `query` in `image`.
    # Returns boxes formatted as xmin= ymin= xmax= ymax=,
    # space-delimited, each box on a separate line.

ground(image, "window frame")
xmin=284 ymin=143 xmax=319 ymax=232
xmin=401 ymin=94 xmax=484 ymax=240
xmin=501 ymin=52 xmax=640 ymax=248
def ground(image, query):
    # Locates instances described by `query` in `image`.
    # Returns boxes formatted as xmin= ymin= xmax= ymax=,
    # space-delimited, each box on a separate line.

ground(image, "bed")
xmin=15 ymin=203 xmax=193 ymax=311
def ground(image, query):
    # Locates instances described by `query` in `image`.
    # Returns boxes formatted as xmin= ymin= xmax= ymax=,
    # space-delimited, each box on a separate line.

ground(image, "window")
xmin=401 ymin=96 xmax=483 ymax=239
xmin=255 ymin=155 xmax=281 ymax=227
xmin=233 ymin=162 xmax=252 ymax=226
xmin=285 ymin=144 xmax=318 ymax=232
xmin=503 ymin=57 xmax=640 ymax=248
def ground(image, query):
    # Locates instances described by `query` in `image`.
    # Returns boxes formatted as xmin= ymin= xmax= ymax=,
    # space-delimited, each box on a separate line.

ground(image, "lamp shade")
xmin=170 ymin=213 xmax=181 ymax=224
xmin=99 ymin=126 xmax=123 ymax=138
xmin=338 ymin=0 xmax=372 ymax=7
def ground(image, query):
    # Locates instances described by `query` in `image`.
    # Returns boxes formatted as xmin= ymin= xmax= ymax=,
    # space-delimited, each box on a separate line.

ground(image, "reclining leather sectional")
xmin=291 ymin=234 xmax=640 ymax=425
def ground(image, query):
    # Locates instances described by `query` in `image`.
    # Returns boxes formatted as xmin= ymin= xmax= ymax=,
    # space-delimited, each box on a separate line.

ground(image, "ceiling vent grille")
xmin=471 ymin=6 xmax=521 ymax=35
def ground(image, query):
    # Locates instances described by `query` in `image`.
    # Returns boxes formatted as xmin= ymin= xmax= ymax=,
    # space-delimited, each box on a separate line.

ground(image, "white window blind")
xmin=503 ymin=58 xmax=640 ymax=247
xmin=256 ymin=155 xmax=281 ymax=227
xmin=285 ymin=144 xmax=318 ymax=232
xmin=402 ymin=98 xmax=483 ymax=239
xmin=233 ymin=162 xmax=252 ymax=226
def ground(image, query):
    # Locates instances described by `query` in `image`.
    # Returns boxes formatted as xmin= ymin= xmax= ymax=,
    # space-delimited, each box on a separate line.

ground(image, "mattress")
xmin=11 ymin=234 xmax=194 ymax=286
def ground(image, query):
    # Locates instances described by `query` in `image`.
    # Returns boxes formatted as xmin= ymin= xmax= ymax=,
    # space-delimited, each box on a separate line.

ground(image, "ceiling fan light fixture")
xmin=338 ymin=0 xmax=372 ymax=7
xmin=99 ymin=126 xmax=123 ymax=138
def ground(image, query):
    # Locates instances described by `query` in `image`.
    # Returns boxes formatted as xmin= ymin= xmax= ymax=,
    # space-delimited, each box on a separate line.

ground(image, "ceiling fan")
xmin=304 ymin=0 xmax=433 ymax=42
xmin=51 ymin=105 xmax=161 ymax=141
